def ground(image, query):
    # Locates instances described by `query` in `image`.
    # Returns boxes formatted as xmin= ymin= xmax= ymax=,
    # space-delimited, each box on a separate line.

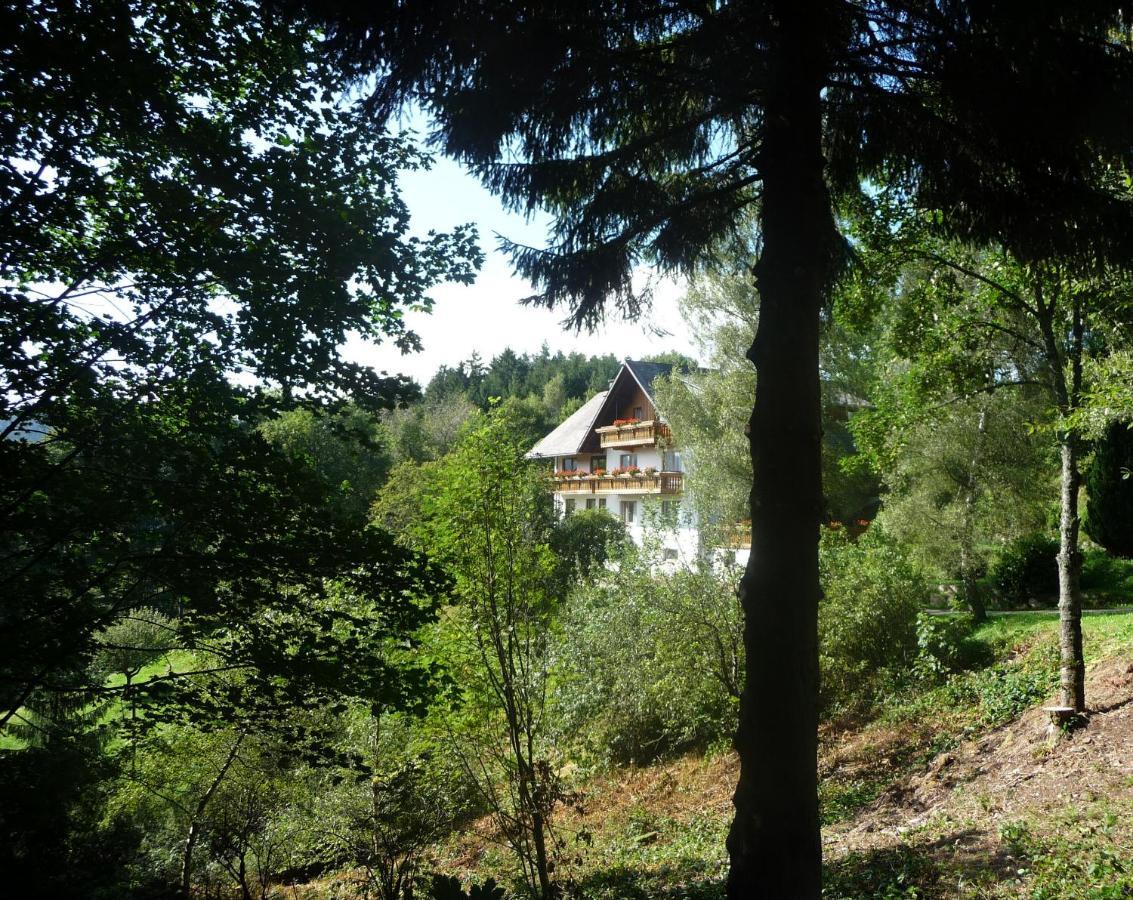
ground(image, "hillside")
xmin=307 ymin=612 xmax=1131 ymax=900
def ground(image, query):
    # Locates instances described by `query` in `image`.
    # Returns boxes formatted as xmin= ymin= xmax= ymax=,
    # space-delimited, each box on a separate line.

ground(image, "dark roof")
xmin=623 ymin=359 xmax=674 ymax=401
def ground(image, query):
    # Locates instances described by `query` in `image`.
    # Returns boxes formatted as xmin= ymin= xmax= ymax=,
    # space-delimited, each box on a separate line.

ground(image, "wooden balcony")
xmin=594 ymin=420 xmax=671 ymax=449
xmin=551 ymin=471 xmax=683 ymax=495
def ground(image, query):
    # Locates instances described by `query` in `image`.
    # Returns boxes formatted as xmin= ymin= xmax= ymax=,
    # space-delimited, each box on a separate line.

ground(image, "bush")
xmin=820 ymin=527 xmax=929 ymax=711
xmin=427 ymin=874 xmax=506 ymax=900
xmin=1080 ymin=548 xmax=1133 ymax=604
xmin=914 ymin=613 xmax=993 ymax=678
xmin=550 ymin=509 xmax=627 ymax=583
xmin=989 ymin=534 xmax=1059 ymax=607
xmin=551 ymin=552 xmax=742 ymax=764
xmin=944 ymin=639 xmax=1059 ymax=727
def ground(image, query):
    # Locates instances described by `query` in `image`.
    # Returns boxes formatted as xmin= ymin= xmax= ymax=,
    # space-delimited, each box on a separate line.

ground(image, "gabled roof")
xmin=590 ymin=359 xmax=674 ymax=428
xmin=622 ymin=359 xmax=674 ymax=401
xmin=526 ymin=359 xmax=681 ymax=460
xmin=525 ymin=389 xmax=609 ymax=459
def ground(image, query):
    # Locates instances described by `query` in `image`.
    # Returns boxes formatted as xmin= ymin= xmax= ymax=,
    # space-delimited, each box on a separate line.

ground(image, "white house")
xmin=526 ymin=359 xmax=707 ymax=564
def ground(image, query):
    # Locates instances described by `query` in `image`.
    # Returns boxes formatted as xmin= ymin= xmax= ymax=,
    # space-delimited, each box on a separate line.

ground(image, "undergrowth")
xmin=431 ymin=612 xmax=1133 ymax=899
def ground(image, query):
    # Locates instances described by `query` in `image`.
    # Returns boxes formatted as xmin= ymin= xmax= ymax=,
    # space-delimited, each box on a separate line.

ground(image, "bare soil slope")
xmin=824 ymin=655 xmax=1133 ymax=895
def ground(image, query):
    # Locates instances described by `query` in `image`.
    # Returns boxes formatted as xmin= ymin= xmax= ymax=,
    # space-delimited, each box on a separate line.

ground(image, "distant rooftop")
xmin=526 ymin=359 xmax=685 ymax=459
xmin=526 ymin=390 xmax=608 ymax=459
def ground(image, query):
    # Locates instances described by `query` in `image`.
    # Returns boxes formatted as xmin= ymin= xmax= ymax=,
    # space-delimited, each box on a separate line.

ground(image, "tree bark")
xmin=727 ymin=5 xmax=832 ymax=897
xmin=1035 ymin=280 xmax=1086 ymax=713
xmin=529 ymin=798 xmax=553 ymax=900
xmin=959 ymin=404 xmax=989 ymax=622
xmin=1057 ymin=433 xmax=1086 ymax=711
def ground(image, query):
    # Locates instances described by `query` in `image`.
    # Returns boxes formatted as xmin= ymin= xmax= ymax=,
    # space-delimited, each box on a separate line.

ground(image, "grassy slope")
xmin=0 ymin=650 xmax=197 ymax=751
xmin=431 ymin=612 xmax=1133 ymax=899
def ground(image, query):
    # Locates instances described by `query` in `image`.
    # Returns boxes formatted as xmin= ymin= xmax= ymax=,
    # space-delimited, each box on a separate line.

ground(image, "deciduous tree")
xmin=1 ymin=4 xmax=478 ymax=886
xmin=849 ymin=208 xmax=1133 ymax=706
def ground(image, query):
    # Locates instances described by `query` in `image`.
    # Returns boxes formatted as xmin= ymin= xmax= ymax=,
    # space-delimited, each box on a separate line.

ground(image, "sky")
xmin=344 ymin=152 xmax=698 ymax=387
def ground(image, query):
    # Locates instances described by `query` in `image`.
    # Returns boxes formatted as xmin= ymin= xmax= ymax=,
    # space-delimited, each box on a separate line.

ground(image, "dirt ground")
xmin=824 ymin=655 xmax=1133 ymax=884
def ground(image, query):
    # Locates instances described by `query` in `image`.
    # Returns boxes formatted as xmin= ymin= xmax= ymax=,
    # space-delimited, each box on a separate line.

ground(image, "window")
xmin=598 ymin=498 xmax=607 ymax=510
xmin=620 ymin=501 xmax=636 ymax=524
xmin=663 ymin=548 xmax=679 ymax=560
xmin=619 ymin=452 xmax=637 ymax=469
xmin=585 ymin=498 xmax=596 ymax=510
xmin=662 ymin=500 xmax=681 ymax=521
xmin=564 ymin=499 xmax=576 ymax=516
xmin=662 ymin=450 xmax=683 ymax=472
xmin=590 ymin=455 xmax=606 ymax=472
xmin=560 ymin=457 xmax=578 ymax=471
xmin=633 ymin=406 xmax=644 ymax=420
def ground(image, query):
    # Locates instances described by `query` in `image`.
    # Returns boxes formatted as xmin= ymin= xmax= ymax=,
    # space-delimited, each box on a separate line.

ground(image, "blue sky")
xmin=345 ymin=150 xmax=696 ymax=386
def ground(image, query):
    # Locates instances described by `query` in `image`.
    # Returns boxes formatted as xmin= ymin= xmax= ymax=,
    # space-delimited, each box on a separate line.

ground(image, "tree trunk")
xmin=181 ymin=730 xmax=247 ymax=897
xmin=1035 ymin=282 xmax=1086 ymax=714
xmin=530 ymin=801 xmax=553 ymax=900
xmin=1057 ymin=433 xmax=1086 ymax=711
xmin=239 ymin=852 xmax=252 ymax=900
xmin=726 ymin=6 xmax=832 ymax=897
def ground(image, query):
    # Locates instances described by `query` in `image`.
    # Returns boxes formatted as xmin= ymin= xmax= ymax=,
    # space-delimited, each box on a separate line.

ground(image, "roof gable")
xmin=525 ymin=389 xmax=608 ymax=458
xmin=623 ymin=359 xmax=673 ymax=401
xmin=592 ymin=359 xmax=674 ymax=426
xmin=525 ymin=360 xmax=678 ymax=459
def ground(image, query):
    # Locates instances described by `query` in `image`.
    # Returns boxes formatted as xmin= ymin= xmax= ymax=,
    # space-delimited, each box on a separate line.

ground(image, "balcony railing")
xmin=594 ymin=420 xmax=671 ymax=448
xmin=551 ymin=471 xmax=683 ymax=494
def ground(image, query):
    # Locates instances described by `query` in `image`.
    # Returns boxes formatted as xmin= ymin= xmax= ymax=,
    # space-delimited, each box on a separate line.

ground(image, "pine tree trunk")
xmin=1057 ymin=433 xmax=1086 ymax=711
xmin=726 ymin=5 xmax=831 ymax=896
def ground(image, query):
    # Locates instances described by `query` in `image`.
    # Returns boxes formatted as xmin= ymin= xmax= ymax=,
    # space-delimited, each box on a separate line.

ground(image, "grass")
xmin=0 ymin=649 xmax=198 ymax=751
xmin=822 ymin=613 xmax=1133 ymax=899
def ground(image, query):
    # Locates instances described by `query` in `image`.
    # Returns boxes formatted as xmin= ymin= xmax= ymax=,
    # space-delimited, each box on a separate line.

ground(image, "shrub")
xmin=819 ymin=527 xmax=929 ymax=711
xmin=914 ymin=613 xmax=993 ymax=677
xmin=989 ymin=534 xmax=1059 ymax=607
xmin=428 ymin=874 xmax=506 ymax=900
xmin=550 ymin=509 xmax=627 ymax=582
xmin=551 ymin=552 xmax=742 ymax=764
xmin=1080 ymin=548 xmax=1133 ymax=604
xmin=1084 ymin=419 xmax=1133 ymax=558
